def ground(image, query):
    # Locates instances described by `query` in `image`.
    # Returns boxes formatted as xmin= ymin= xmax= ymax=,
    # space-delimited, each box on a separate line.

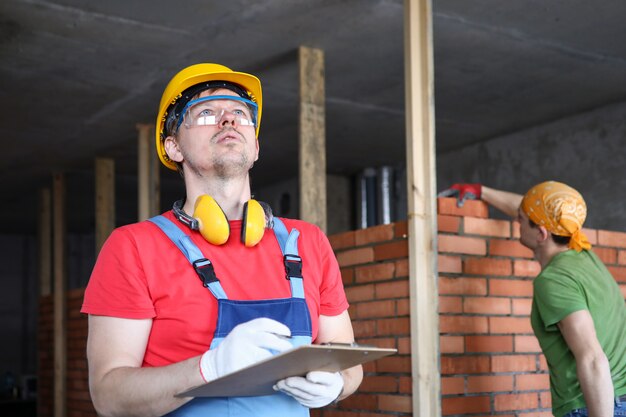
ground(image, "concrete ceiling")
xmin=2 ymin=0 xmax=626 ymax=234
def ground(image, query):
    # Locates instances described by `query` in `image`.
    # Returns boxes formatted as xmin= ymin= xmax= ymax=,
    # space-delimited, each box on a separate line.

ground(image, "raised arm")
xmin=438 ymin=183 xmax=523 ymax=218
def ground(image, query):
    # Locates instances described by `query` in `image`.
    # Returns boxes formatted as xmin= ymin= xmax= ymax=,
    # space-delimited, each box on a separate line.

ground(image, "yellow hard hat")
xmin=155 ymin=63 xmax=263 ymax=170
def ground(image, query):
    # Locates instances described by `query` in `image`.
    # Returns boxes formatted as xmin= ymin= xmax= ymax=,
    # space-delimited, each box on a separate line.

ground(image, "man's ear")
xmin=538 ymin=226 xmax=550 ymax=243
xmin=164 ymin=136 xmax=183 ymax=163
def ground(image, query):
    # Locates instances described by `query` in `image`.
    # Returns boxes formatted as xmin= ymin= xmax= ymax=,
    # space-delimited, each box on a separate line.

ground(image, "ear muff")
xmin=241 ymin=199 xmax=265 ymax=247
xmin=193 ymin=195 xmax=230 ymax=245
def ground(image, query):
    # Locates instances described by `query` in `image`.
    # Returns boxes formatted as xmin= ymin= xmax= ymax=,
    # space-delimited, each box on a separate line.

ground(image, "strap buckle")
xmin=193 ymin=258 xmax=219 ymax=287
xmin=283 ymin=254 xmax=303 ymax=280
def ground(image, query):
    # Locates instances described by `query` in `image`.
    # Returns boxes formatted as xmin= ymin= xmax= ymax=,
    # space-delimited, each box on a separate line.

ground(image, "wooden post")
xmin=404 ymin=0 xmax=440 ymax=416
xmin=52 ymin=173 xmax=67 ymax=417
xmin=137 ymin=123 xmax=160 ymax=221
xmin=39 ymin=188 xmax=52 ymax=297
xmin=298 ymin=46 xmax=327 ymax=232
xmin=95 ymin=158 xmax=115 ymax=253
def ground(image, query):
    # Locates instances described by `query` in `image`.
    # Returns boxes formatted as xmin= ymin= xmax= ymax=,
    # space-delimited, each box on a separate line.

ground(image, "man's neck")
xmin=182 ymin=175 xmax=252 ymax=220
xmin=535 ymin=242 xmax=570 ymax=270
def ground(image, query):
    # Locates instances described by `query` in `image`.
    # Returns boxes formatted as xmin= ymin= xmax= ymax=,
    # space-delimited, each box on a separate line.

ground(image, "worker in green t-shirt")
xmin=440 ymin=181 xmax=626 ymax=417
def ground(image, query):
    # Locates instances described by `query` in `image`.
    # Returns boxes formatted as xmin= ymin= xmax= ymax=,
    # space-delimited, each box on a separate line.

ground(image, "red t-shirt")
xmin=81 ymin=211 xmax=348 ymax=367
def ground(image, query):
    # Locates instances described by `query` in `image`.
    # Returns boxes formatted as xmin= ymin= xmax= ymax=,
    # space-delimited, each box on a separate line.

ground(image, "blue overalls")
xmin=148 ymin=215 xmax=312 ymax=417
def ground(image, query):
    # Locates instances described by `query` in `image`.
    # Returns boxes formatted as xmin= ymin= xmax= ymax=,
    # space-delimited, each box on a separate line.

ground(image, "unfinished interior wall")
xmin=38 ymin=198 xmax=626 ymax=416
xmin=437 ymin=101 xmax=626 ymax=231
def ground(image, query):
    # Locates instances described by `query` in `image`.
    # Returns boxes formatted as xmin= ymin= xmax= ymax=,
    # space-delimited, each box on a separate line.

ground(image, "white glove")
xmin=273 ymin=371 xmax=344 ymax=408
xmin=199 ymin=317 xmax=292 ymax=382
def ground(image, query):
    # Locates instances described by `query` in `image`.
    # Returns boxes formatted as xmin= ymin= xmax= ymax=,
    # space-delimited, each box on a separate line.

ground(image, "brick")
xmin=494 ymin=393 xmax=539 ymax=412
xmin=489 ymin=239 xmax=534 ymax=258
xmin=442 ymin=376 xmax=465 ymax=395
xmin=594 ymin=247 xmax=617 ymax=264
xmin=440 ymin=335 xmax=464 ymax=354
xmin=516 ymin=373 xmax=550 ymax=391
xmin=328 ymin=230 xmax=356 ymax=250
xmin=608 ymin=266 xmax=626 ymax=282
xmin=355 ymin=262 xmax=395 ymax=283
xmin=355 ymin=223 xmax=395 ymax=245
xmin=440 ymin=316 xmax=488 ymax=334
xmin=512 ymin=221 xmax=520 ymax=238
xmin=438 ymin=255 xmax=462 ymax=273
xmin=515 ymin=335 xmax=541 ymax=353
xmin=621 ymin=284 xmax=626 ymax=299
xmin=345 ymin=284 xmax=375 ymax=302
xmin=339 ymin=393 xmax=378 ymax=411
xmin=438 ymin=235 xmax=487 ymax=255
xmin=375 ymin=280 xmax=409 ymax=299
xmin=394 ymin=220 xmax=408 ymax=238
xmin=512 ymin=298 xmax=532 ymax=315
xmin=441 ymin=395 xmax=490 ymax=415
xmin=395 ymin=259 xmax=409 ymax=277
xmin=583 ymin=227 xmax=598 ymax=245
xmin=438 ymin=214 xmax=461 ymax=233
xmin=539 ymin=391 xmax=552 ymax=408
xmin=598 ymin=230 xmax=626 ymax=248
xmin=514 ymin=260 xmax=541 ymax=277
xmin=374 ymin=240 xmax=408 ymax=261
xmin=336 ymin=247 xmax=374 ymax=267
xmin=464 ymin=297 xmax=511 ymax=315
xmin=354 ymin=300 xmax=396 ymax=319
xmin=464 ymin=258 xmax=512 ymax=276
xmin=441 ymin=355 xmax=490 ymax=374
xmin=518 ymin=412 xmax=553 ymax=417
xmin=437 ymin=197 xmax=489 ymax=218
xmin=377 ymin=317 xmax=410 ymax=335
xmin=489 ymin=316 xmax=533 ymax=334
xmin=467 ymin=375 xmax=513 ymax=393
xmin=490 ymin=278 xmax=533 ymax=297
xmin=491 ymin=355 xmax=536 ymax=372
xmin=378 ymin=394 xmax=412 ymax=413
xmin=340 ymin=267 xmax=354 ymax=285
xmin=376 ymin=355 xmax=411 ymax=373
xmin=439 ymin=276 xmax=487 ymax=296
xmin=398 ymin=337 xmax=411 ymax=354
xmin=466 ymin=335 xmax=513 ymax=353
xmin=464 ymin=217 xmax=511 ymax=238
xmin=619 ymin=250 xmax=626 ymax=265
xmin=397 ymin=299 xmax=410 ymax=315
xmin=539 ymin=355 xmax=548 ymax=371
xmin=399 ymin=376 xmax=412 ymax=393
xmin=358 ymin=375 xmax=399 ymax=392
xmin=353 ymin=320 xmax=377 ymax=338
xmin=439 ymin=296 xmax=463 ymax=313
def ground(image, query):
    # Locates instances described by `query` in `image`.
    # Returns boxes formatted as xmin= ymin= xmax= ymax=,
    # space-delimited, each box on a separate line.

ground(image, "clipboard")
xmin=177 ymin=344 xmax=397 ymax=398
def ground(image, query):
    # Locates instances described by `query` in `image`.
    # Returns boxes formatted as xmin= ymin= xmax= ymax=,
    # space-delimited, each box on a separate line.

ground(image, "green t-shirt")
xmin=531 ymin=249 xmax=626 ymax=417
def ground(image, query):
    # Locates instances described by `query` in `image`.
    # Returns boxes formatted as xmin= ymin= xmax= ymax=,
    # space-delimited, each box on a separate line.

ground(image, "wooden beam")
xmin=137 ymin=123 xmax=160 ymax=221
xmin=404 ymin=1 xmax=440 ymax=416
xmin=298 ymin=46 xmax=327 ymax=232
xmin=95 ymin=158 xmax=115 ymax=253
xmin=52 ymin=173 xmax=67 ymax=417
xmin=39 ymin=188 xmax=52 ymax=297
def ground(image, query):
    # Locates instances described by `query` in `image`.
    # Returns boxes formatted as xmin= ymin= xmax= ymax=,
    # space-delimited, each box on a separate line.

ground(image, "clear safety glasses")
xmin=175 ymin=95 xmax=258 ymax=133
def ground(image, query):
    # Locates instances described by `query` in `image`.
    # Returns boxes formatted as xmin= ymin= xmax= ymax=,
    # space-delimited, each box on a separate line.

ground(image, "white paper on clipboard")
xmin=177 ymin=344 xmax=396 ymax=398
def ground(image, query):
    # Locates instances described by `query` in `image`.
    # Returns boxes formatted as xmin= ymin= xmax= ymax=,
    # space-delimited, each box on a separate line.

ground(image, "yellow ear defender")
xmin=173 ymin=196 xmax=266 ymax=247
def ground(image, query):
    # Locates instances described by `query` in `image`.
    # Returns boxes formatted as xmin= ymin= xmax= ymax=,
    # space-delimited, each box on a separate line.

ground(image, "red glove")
xmin=438 ymin=183 xmax=482 ymax=207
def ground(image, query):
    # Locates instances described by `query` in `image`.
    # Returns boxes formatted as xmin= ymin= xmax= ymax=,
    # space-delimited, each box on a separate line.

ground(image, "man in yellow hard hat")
xmin=440 ymin=182 xmax=626 ymax=417
xmin=81 ymin=63 xmax=363 ymax=416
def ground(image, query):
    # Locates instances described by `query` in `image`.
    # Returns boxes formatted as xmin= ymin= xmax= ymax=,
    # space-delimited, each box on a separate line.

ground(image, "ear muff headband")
xmin=173 ymin=195 xmax=266 ymax=246
xmin=241 ymin=200 xmax=265 ymax=247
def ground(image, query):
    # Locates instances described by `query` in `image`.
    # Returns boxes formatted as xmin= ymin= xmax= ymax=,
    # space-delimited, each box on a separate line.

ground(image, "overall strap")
xmin=272 ymin=218 xmax=304 ymax=299
xmin=148 ymin=216 xmax=227 ymax=300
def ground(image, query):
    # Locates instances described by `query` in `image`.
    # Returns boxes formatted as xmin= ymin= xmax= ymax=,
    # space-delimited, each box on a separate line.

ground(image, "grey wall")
xmin=437 ymin=101 xmax=626 ymax=231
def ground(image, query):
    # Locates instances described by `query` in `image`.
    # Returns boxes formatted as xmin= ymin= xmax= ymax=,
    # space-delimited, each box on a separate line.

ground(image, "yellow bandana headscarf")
xmin=520 ymin=181 xmax=591 ymax=252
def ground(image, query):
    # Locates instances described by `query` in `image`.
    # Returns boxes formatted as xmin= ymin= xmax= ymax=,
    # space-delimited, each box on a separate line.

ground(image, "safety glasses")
xmin=175 ymin=95 xmax=258 ymax=133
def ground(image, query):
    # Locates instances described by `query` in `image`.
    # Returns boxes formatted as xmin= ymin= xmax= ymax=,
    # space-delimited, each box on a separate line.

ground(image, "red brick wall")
xmin=39 ymin=198 xmax=626 ymax=416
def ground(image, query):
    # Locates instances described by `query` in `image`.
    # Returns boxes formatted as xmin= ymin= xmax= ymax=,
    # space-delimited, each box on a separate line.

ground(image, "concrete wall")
xmin=437 ymin=101 xmax=626 ymax=231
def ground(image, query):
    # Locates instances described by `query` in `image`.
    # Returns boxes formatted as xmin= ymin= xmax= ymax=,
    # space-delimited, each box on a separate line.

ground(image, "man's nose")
xmin=219 ymin=110 xmax=236 ymax=127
